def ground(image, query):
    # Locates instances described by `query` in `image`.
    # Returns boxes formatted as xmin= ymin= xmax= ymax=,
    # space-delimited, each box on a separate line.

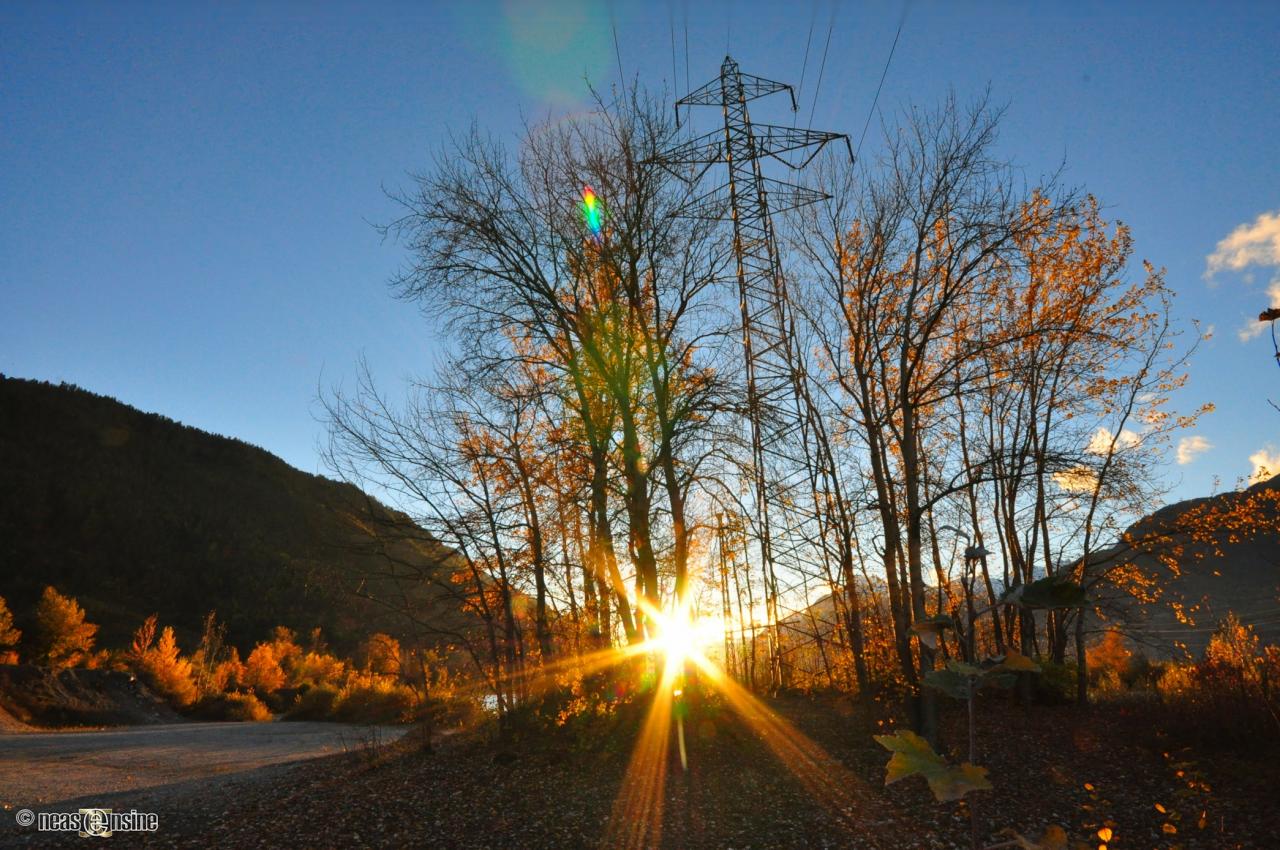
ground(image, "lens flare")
xmin=581 ymin=185 xmax=604 ymax=236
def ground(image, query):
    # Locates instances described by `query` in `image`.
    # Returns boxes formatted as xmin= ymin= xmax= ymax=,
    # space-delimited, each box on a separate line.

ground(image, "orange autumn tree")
xmin=323 ymin=85 xmax=729 ymax=721
xmin=0 ymin=596 xmax=21 ymax=664
xmin=33 ymin=586 xmax=98 ymax=670
xmin=797 ymin=95 xmax=1075 ymax=736
xmin=129 ymin=616 xmax=199 ymax=707
xmin=793 ymin=94 xmax=1206 ymax=725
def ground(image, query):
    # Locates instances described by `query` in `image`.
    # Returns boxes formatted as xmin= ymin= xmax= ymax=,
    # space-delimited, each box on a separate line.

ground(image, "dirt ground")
xmin=5 ymin=694 xmax=1274 ymax=850
xmin=0 ymin=720 xmax=406 ymax=847
xmin=0 ymin=666 xmax=181 ymax=729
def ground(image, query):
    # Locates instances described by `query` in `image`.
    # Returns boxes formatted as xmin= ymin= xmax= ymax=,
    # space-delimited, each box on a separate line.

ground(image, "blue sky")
xmin=2 ymin=0 xmax=1277 ymax=502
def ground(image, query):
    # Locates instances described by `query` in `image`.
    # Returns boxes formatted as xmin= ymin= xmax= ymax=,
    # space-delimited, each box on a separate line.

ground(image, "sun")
xmin=649 ymin=606 xmax=725 ymax=674
xmin=655 ymin=609 xmax=696 ymax=668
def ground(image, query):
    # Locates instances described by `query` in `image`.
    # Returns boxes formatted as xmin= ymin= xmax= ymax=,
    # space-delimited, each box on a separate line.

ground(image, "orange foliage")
xmin=243 ymin=643 xmax=287 ymax=694
xmin=33 ymin=586 xmax=98 ymax=670
xmin=0 ymin=596 xmax=20 ymax=664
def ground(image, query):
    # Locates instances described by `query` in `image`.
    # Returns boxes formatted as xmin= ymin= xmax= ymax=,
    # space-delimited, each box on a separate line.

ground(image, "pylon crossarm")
xmin=676 ymin=70 xmax=794 ymax=111
xmin=653 ymin=125 xmax=846 ymax=168
xmin=672 ymin=178 xmax=826 ymax=220
xmin=647 ymin=129 xmax=725 ymax=167
xmin=750 ymin=125 xmax=848 ymax=164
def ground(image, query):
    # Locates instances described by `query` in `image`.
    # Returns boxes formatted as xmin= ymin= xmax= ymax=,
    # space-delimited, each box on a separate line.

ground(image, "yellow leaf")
xmin=1097 ymin=826 xmax=1113 ymax=842
xmin=1084 ymin=782 xmax=1095 ymax=791
xmin=1155 ymin=803 xmax=1166 ymax=813
xmin=874 ymin=729 xmax=991 ymax=802
xmin=996 ymin=650 xmax=1042 ymax=673
xmin=1162 ymin=823 xmax=1178 ymax=835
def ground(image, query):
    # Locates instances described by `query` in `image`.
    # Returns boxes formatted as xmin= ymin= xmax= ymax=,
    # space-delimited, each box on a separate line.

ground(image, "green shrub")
xmin=285 ymin=683 xmax=341 ymax=721
xmin=1033 ymin=659 xmax=1077 ymax=704
xmin=1122 ymin=653 xmax=1164 ymax=691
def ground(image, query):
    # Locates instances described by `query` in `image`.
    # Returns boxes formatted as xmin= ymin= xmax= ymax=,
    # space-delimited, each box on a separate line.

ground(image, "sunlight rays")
xmin=598 ymin=596 xmax=887 ymax=848
xmin=455 ymin=595 xmax=882 ymax=849
xmin=686 ymin=652 xmax=883 ymax=831
xmin=602 ymin=650 xmax=677 ymax=849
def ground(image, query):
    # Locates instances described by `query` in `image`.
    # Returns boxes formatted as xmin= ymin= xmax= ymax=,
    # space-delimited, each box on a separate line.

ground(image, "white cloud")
xmin=1053 ymin=466 xmax=1098 ymax=494
xmin=1086 ymin=426 xmax=1140 ymax=455
xmin=1248 ymin=446 xmax=1280 ymax=485
xmin=1176 ymin=435 xmax=1212 ymax=465
xmin=1205 ymin=210 xmax=1280 ymax=343
xmin=1206 ymin=210 xmax=1280 ymax=278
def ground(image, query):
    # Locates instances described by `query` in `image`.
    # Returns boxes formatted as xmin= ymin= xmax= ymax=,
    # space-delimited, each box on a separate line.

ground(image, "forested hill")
xmin=0 ymin=375 xmax=450 ymax=652
xmin=1101 ymin=471 xmax=1280 ymax=655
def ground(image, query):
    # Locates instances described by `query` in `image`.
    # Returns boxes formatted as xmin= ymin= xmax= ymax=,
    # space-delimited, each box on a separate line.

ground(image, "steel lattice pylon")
xmin=653 ymin=57 xmax=851 ymax=690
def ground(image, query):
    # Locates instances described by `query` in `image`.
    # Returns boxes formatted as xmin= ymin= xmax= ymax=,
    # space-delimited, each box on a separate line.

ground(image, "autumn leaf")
xmin=924 ymin=668 xmax=976 ymax=699
xmin=874 ymin=729 xmax=991 ymax=802
xmin=994 ymin=650 xmax=1042 ymax=673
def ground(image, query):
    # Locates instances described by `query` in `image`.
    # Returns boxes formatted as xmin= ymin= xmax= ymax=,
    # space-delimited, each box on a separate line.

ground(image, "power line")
xmin=805 ymin=10 xmax=835 ymax=128
xmin=683 ymin=4 xmax=690 ymax=95
xmin=786 ymin=9 xmax=817 ymax=168
xmin=795 ymin=13 xmax=816 ymax=111
xmin=855 ymin=2 xmax=908 ymax=161
xmin=669 ymin=13 xmax=679 ymax=94
xmin=611 ymin=15 xmax=625 ymax=90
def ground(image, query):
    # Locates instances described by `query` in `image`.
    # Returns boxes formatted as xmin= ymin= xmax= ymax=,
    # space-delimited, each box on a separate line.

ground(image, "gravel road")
xmin=0 ymin=721 xmax=405 ymax=827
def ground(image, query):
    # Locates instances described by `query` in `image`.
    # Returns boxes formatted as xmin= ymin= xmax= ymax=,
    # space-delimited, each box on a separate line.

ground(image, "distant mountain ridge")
xmin=776 ymin=475 xmax=1279 ymax=658
xmin=0 ymin=375 xmax=450 ymax=653
xmin=1095 ymin=472 xmax=1280 ymax=655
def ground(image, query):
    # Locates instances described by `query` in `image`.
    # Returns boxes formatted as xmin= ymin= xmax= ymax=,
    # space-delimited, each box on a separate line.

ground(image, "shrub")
xmin=1157 ymin=661 xmax=1195 ymax=698
xmin=191 ymin=611 xmax=230 ymax=695
xmin=291 ymin=650 xmax=346 ymax=688
xmin=1122 ymin=653 xmax=1163 ymax=691
xmin=189 ymin=691 xmax=272 ymax=722
xmin=333 ymin=674 xmax=416 ymax=724
xmin=211 ymin=647 xmax=245 ymax=692
xmin=133 ymin=623 xmax=198 ymax=708
xmin=359 ymin=633 xmax=402 ymax=676
xmin=1087 ymin=627 xmax=1133 ymax=689
xmin=0 ymin=596 xmax=20 ymax=664
xmin=243 ymin=643 xmax=286 ymax=694
xmin=1033 ymin=660 xmax=1078 ymax=704
xmin=266 ymin=627 xmax=302 ymax=676
xmin=1154 ymin=614 xmax=1280 ymax=746
xmin=32 ymin=586 xmax=98 ymax=670
xmin=285 ymin=683 xmax=341 ymax=720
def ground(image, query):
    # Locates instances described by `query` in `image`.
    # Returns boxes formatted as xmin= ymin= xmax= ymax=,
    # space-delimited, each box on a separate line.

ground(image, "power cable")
xmin=611 ymin=15 xmax=625 ymax=90
xmin=855 ymin=2 xmax=908 ymax=161
xmin=805 ymin=10 xmax=835 ymax=128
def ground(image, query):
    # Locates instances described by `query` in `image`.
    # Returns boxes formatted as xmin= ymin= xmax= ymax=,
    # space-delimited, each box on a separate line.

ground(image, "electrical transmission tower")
xmin=652 ymin=57 xmax=851 ymax=691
